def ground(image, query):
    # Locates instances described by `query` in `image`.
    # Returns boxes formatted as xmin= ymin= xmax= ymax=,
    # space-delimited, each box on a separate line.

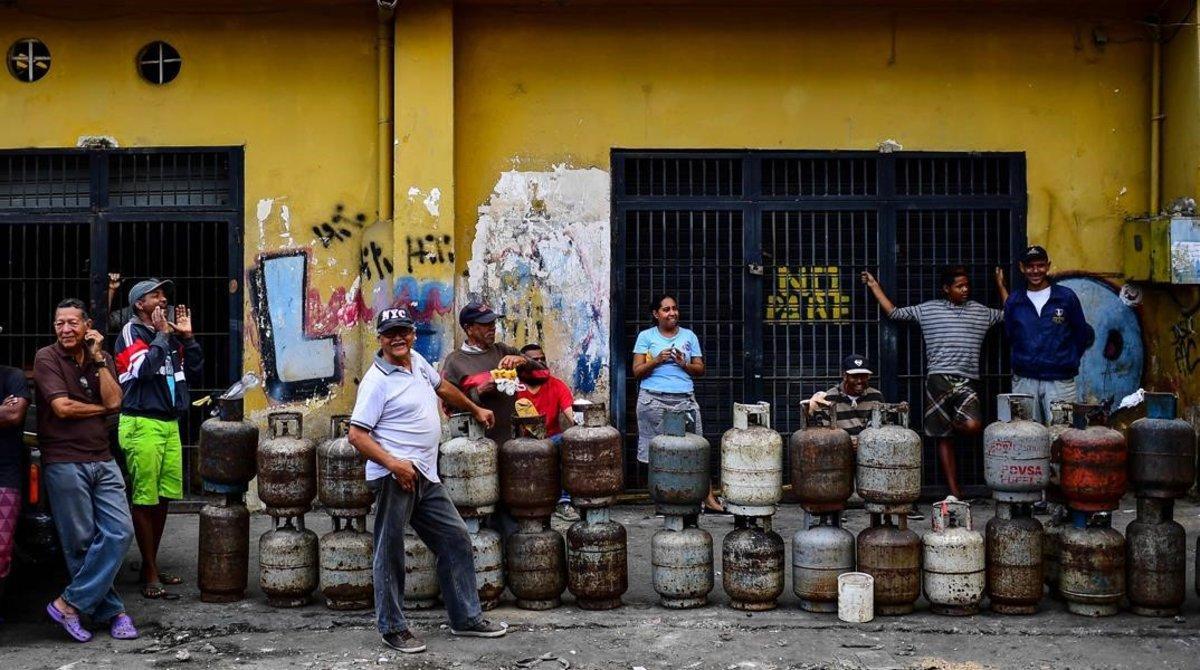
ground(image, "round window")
xmin=7 ymin=38 xmax=51 ymax=83
xmin=137 ymin=41 xmax=181 ymax=85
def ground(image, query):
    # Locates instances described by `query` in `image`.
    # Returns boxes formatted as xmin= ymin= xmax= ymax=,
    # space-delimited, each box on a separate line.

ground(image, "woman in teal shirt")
xmin=632 ymin=294 xmax=722 ymax=512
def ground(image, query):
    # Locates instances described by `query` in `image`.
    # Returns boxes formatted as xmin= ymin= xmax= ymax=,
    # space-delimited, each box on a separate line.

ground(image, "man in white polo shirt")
xmin=348 ymin=307 xmax=506 ymax=654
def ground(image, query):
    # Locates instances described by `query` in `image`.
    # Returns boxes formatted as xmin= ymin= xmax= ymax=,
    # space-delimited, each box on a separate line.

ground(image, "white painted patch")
xmin=469 ymin=165 xmax=611 ymax=396
xmin=255 ymin=198 xmax=274 ymax=248
xmin=407 ymin=186 xmax=422 ymax=199
xmin=423 ymin=188 xmax=441 ymax=217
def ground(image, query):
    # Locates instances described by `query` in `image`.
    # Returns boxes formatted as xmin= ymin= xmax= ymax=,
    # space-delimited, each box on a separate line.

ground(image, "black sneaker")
xmin=382 ymin=630 xmax=426 ymax=654
xmin=450 ymin=619 xmax=508 ymax=638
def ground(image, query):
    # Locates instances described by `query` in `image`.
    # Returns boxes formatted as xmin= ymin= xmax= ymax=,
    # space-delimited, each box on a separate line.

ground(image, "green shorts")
xmin=118 ymin=415 xmax=184 ymax=506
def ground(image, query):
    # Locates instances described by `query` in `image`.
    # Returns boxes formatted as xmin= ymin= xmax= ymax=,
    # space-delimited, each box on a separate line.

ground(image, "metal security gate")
xmin=0 ymin=148 xmax=244 ymax=496
xmin=611 ymin=150 xmax=1025 ymax=496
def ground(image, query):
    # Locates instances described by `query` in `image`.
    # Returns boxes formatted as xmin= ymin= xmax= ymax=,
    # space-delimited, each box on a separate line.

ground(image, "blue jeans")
xmin=368 ymin=473 xmax=483 ymax=635
xmin=43 ymin=460 xmax=134 ymax=622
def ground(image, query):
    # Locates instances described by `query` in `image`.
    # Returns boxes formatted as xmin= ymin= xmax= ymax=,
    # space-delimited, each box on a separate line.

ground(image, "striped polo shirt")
xmin=822 ymin=385 xmax=885 ymax=437
xmin=889 ymin=300 xmax=1003 ymax=380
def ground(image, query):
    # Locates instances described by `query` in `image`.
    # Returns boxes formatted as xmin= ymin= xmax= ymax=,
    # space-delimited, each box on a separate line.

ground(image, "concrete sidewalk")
xmin=2 ymin=497 xmax=1199 ymax=669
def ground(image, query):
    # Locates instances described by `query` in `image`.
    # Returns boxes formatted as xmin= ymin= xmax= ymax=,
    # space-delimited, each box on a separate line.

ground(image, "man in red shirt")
xmin=515 ymin=344 xmax=578 ymax=521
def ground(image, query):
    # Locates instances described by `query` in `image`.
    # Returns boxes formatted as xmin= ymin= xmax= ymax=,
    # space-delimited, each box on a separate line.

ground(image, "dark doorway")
xmin=611 ymin=150 xmax=1025 ymax=497
xmin=0 ymin=148 xmax=244 ymax=496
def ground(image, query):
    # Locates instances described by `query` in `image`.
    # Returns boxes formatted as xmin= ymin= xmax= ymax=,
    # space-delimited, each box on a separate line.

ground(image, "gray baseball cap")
xmin=128 ymin=278 xmax=173 ymax=306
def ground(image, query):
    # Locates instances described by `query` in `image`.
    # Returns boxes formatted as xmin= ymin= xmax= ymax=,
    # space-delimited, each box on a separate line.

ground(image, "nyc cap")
xmin=841 ymin=354 xmax=873 ymax=375
xmin=376 ymin=307 xmax=415 ymax=334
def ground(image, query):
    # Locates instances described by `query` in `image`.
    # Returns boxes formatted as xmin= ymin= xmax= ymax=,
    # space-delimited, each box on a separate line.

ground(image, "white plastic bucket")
xmin=838 ymin=572 xmax=874 ymax=623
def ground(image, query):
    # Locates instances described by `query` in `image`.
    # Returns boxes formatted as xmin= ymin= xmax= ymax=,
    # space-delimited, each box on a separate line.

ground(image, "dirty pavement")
xmin=2 ymin=499 xmax=1198 ymax=670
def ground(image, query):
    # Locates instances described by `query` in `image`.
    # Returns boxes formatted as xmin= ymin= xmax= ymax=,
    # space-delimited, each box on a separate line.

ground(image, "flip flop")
xmin=158 ymin=572 xmax=183 ymax=586
xmin=110 ymin=613 xmax=139 ymax=640
xmin=46 ymin=602 xmax=92 ymax=642
xmin=141 ymin=582 xmax=180 ymax=600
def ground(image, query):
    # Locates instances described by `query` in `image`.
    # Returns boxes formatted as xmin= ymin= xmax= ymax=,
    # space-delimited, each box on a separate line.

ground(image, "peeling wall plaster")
xmin=469 ymin=166 xmax=610 ymax=395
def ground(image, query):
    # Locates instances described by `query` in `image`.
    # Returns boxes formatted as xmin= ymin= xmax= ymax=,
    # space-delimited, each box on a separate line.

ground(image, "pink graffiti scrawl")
xmin=306 ymin=285 xmax=372 ymax=335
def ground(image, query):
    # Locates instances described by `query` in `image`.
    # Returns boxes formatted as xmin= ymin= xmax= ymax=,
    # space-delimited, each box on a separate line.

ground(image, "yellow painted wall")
xmin=455 ymin=5 xmax=1151 ymax=272
xmin=0 ymin=5 xmax=380 ymax=428
xmin=1150 ymin=16 xmax=1200 ymax=408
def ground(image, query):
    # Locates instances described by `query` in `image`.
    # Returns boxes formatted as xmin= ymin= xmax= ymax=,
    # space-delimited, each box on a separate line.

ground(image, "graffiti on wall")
xmin=312 ymin=204 xmax=368 ymax=248
xmin=1058 ymin=276 xmax=1144 ymax=409
xmin=766 ymin=266 xmax=851 ymax=321
xmin=1171 ymin=313 xmax=1199 ymax=376
xmin=361 ymin=241 xmax=395 ymax=280
xmin=249 ymin=250 xmax=343 ymax=402
xmin=406 ymin=234 xmax=454 ymax=274
xmin=469 ymin=166 xmax=610 ymax=395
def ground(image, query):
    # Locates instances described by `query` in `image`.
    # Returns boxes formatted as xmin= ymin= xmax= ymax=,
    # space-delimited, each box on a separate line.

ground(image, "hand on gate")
xmin=860 ymin=270 xmax=879 ymax=288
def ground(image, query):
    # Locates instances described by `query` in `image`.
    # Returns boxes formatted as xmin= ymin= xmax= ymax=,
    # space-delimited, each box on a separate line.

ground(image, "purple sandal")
xmin=110 ymin=613 xmax=139 ymax=640
xmin=45 ymin=602 xmax=92 ymax=642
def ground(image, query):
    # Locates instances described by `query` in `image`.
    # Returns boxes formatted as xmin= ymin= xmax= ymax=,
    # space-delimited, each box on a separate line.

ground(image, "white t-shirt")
xmin=350 ymin=350 xmax=444 ymax=482
xmin=1028 ymin=286 xmax=1052 ymax=316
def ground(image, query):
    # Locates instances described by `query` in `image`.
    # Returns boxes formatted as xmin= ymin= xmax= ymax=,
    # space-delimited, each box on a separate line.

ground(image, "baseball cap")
xmin=841 ymin=354 xmax=873 ymax=375
xmin=459 ymin=301 xmax=502 ymax=327
xmin=128 ymin=278 xmax=173 ymax=306
xmin=1020 ymin=245 xmax=1049 ymax=263
xmin=376 ymin=307 xmax=415 ymax=334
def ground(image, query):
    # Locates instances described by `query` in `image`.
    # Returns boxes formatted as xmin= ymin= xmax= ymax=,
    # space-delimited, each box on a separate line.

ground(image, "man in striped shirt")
xmin=808 ymin=353 xmax=884 ymax=440
xmin=862 ymin=265 xmax=1004 ymax=498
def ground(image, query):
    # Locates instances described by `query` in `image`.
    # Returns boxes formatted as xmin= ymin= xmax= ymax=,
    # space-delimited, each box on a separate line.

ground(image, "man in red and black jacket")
xmin=113 ymin=278 xmax=203 ymax=599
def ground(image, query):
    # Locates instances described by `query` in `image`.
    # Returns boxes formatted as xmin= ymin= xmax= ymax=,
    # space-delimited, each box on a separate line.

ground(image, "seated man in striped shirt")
xmin=807 ymin=353 xmax=884 ymax=442
xmin=862 ymin=265 xmax=1004 ymax=499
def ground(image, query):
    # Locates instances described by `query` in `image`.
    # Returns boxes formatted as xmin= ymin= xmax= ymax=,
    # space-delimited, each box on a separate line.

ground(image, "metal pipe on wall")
xmin=1151 ymin=23 xmax=1163 ymax=215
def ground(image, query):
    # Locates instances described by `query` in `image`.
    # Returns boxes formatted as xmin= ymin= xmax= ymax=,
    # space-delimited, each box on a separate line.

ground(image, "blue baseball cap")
xmin=128 ymin=278 xmax=173 ymax=306
xmin=459 ymin=301 xmax=502 ymax=327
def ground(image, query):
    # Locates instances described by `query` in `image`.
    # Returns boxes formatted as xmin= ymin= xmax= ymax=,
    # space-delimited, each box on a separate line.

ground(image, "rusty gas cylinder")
xmin=1060 ymin=512 xmax=1126 ymax=617
xmin=986 ymin=502 xmax=1044 ymax=614
xmin=652 ymin=515 xmax=714 ymax=609
xmin=506 ymin=518 xmax=566 ymax=610
xmin=1126 ymin=497 xmax=1186 ymax=616
xmin=440 ymin=413 xmax=500 ymax=517
xmin=199 ymin=397 xmax=259 ymax=492
xmin=317 ymin=415 xmax=372 ymax=518
xmin=258 ymin=412 xmax=317 ymax=517
xmin=197 ymin=495 xmax=249 ymax=603
xmin=792 ymin=512 xmax=855 ymax=613
xmin=1128 ymin=393 xmax=1196 ymax=500
xmin=566 ymin=508 xmax=628 ymax=610
xmin=403 ymin=531 xmax=440 ymax=609
xmin=789 ymin=405 xmax=854 ymax=513
xmin=1060 ymin=404 xmax=1127 ymax=513
xmin=500 ymin=416 xmax=559 ymax=519
xmin=856 ymin=404 xmax=922 ymax=513
xmin=922 ymin=498 xmax=985 ymax=616
xmin=857 ymin=513 xmax=921 ymax=616
xmin=722 ymin=515 xmax=785 ymax=611
xmin=720 ymin=402 xmax=784 ymax=517
xmin=259 ymin=515 xmax=319 ymax=608
xmin=984 ymin=394 xmax=1051 ymax=503
xmin=648 ymin=409 xmax=711 ymax=516
xmin=464 ymin=517 xmax=505 ymax=611
xmin=318 ymin=516 xmax=373 ymax=610
xmin=561 ymin=403 xmax=624 ymax=508
xmin=1043 ymin=504 xmax=1069 ymax=599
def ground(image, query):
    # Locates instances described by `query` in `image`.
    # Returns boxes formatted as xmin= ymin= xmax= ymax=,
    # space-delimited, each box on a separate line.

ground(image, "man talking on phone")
xmin=113 ymin=279 xmax=203 ymax=600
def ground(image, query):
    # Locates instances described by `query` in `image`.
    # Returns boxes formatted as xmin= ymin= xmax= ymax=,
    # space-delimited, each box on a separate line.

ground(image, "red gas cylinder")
xmin=1060 ymin=404 xmax=1127 ymax=513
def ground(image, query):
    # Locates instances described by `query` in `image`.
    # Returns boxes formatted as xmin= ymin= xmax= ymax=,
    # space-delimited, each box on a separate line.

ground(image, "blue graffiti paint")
xmin=573 ymin=354 xmax=603 ymax=394
xmin=250 ymin=251 xmax=342 ymax=402
xmin=389 ymin=276 xmax=453 ymax=364
xmin=1058 ymin=277 xmax=1143 ymax=408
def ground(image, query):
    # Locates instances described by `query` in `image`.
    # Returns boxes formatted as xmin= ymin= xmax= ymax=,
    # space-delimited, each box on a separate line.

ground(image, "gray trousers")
xmin=368 ymin=473 xmax=483 ymax=635
xmin=1012 ymin=375 xmax=1078 ymax=423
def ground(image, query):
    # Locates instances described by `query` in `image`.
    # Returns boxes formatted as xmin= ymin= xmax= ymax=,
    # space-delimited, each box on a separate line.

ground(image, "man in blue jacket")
xmin=999 ymin=246 xmax=1095 ymax=422
xmin=113 ymin=279 xmax=203 ymax=599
